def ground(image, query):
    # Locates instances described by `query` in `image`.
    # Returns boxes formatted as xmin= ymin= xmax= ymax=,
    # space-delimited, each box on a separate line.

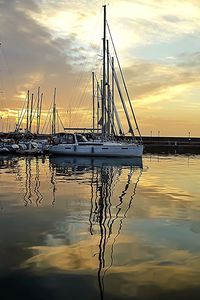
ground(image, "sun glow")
xmin=1 ymin=0 xmax=200 ymax=135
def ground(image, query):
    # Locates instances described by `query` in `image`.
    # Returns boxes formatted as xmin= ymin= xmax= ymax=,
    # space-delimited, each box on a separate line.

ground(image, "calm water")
xmin=0 ymin=154 xmax=200 ymax=300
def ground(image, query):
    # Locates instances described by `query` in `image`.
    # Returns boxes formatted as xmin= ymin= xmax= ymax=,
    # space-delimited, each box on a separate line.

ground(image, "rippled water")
xmin=0 ymin=154 xmax=200 ymax=300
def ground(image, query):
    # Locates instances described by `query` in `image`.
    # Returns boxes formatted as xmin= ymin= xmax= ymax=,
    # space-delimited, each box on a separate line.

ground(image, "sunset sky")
xmin=0 ymin=0 xmax=200 ymax=136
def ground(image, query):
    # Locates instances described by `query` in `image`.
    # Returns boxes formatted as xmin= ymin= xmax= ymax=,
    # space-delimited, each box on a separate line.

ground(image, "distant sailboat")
xmin=49 ymin=5 xmax=143 ymax=157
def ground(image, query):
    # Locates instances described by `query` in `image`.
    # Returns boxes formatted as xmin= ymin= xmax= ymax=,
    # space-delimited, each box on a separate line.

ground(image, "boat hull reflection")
xmin=49 ymin=155 xmax=143 ymax=169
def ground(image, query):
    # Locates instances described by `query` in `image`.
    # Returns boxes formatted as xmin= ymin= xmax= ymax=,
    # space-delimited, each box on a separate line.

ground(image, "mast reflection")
xmin=49 ymin=155 xmax=143 ymax=300
xmin=22 ymin=157 xmax=45 ymax=206
xmin=91 ymin=161 xmax=142 ymax=299
xmin=49 ymin=161 xmax=56 ymax=206
xmin=0 ymin=156 xmax=45 ymax=207
xmin=35 ymin=157 xmax=44 ymax=206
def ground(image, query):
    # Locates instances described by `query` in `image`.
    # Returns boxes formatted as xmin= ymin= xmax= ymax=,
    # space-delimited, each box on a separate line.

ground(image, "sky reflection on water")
xmin=0 ymin=154 xmax=200 ymax=300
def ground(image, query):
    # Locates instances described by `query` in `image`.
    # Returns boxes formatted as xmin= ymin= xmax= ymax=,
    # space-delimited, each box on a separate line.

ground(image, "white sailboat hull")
xmin=49 ymin=142 xmax=143 ymax=157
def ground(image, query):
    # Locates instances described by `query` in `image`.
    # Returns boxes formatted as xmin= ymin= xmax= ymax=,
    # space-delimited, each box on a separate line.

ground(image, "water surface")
xmin=0 ymin=154 xmax=200 ymax=300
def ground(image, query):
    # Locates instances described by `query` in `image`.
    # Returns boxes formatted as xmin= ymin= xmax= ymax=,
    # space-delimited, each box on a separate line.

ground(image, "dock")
xmin=140 ymin=136 xmax=200 ymax=154
xmin=116 ymin=136 xmax=200 ymax=154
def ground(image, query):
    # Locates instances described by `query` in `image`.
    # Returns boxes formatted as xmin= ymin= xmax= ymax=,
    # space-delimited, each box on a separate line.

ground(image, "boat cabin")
xmin=52 ymin=133 xmax=88 ymax=145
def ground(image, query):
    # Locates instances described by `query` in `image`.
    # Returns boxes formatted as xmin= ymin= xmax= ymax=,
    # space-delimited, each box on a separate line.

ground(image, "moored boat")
xmin=0 ymin=139 xmax=19 ymax=153
xmin=49 ymin=133 xmax=143 ymax=157
xmin=16 ymin=141 xmax=43 ymax=155
xmin=49 ymin=5 xmax=143 ymax=158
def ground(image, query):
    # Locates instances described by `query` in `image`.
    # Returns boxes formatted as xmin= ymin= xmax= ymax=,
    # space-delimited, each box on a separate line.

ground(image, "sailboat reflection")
xmin=15 ymin=157 xmax=44 ymax=206
xmin=0 ymin=155 xmax=57 ymax=206
xmin=0 ymin=154 xmax=19 ymax=171
xmin=50 ymin=155 xmax=143 ymax=300
xmin=90 ymin=160 xmax=142 ymax=299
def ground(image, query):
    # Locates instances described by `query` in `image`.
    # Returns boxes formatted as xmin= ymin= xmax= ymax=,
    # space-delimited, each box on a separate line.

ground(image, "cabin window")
xmin=77 ymin=134 xmax=88 ymax=142
xmin=60 ymin=134 xmax=75 ymax=144
xmin=67 ymin=134 xmax=75 ymax=144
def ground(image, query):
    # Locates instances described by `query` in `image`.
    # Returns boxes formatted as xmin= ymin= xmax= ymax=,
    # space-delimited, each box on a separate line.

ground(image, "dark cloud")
xmin=0 ymin=0 xmax=88 ymax=111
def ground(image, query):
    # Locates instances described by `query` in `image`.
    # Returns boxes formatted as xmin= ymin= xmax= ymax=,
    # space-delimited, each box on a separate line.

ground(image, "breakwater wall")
xmin=138 ymin=136 xmax=200 ymax=154
xmin=116 ymin=136 xmax=200 ymax=154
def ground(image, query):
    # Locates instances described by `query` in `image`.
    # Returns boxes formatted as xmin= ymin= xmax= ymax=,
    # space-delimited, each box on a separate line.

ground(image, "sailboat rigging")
xmin=49 ymin=5 xmax=143 ymax=157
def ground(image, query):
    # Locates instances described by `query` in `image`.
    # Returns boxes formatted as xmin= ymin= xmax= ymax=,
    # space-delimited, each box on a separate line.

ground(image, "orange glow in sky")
xmin=0 ymin=0 xmax=200 ymax=136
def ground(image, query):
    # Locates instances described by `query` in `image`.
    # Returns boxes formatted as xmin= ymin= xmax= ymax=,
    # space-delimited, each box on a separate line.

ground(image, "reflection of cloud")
xmin=23 ymin=234 xmax=200 ymax=296
xmin=1 ymin=153 xmax=200 ymax=299
xmin=126 ymin=156 xmax=200 ymax=220
xmin=23 ymin=235 xmax=134 ymax=271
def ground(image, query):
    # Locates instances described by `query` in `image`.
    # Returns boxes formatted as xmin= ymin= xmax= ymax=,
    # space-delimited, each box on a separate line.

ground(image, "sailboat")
xmin=49 ymin=5 xmax=143 ymax=157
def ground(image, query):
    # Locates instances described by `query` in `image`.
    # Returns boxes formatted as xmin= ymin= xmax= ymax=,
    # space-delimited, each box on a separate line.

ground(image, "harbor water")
xmin=0 ymin=154 xmax=200 ymax=300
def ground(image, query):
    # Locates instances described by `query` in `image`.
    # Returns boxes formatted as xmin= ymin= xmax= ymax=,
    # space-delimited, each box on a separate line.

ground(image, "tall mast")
xmin=102 ymin=5 xmax=106 ymax=140
xmin=36 ymin=86 xmax=40 ymax=134
xmin=16 ymin=110 xmax=20 ymax=131
xmin=113 ymin=68 xmax=134 ymax=135
xmin=29 ymin=93 xmax=34 ymax=132
xmin=107 ymin=39 xmax=111 ymax=136
xmin=52 ymin=88 xmax=56 ymax=135
xmin=38 ymin=93 xmax=43 ymax=134
xmin=92 ymin=72 xmax=95 ymax=133
xmin=111 ymin=56 xmax=115 ymax=135
xmin=97 ymin=81 xmax=100 ymax=133
xmin=26 ymin=90 xmax=30 ymax=132
xmin=107 ymin=23 xmax=142 ymax=141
